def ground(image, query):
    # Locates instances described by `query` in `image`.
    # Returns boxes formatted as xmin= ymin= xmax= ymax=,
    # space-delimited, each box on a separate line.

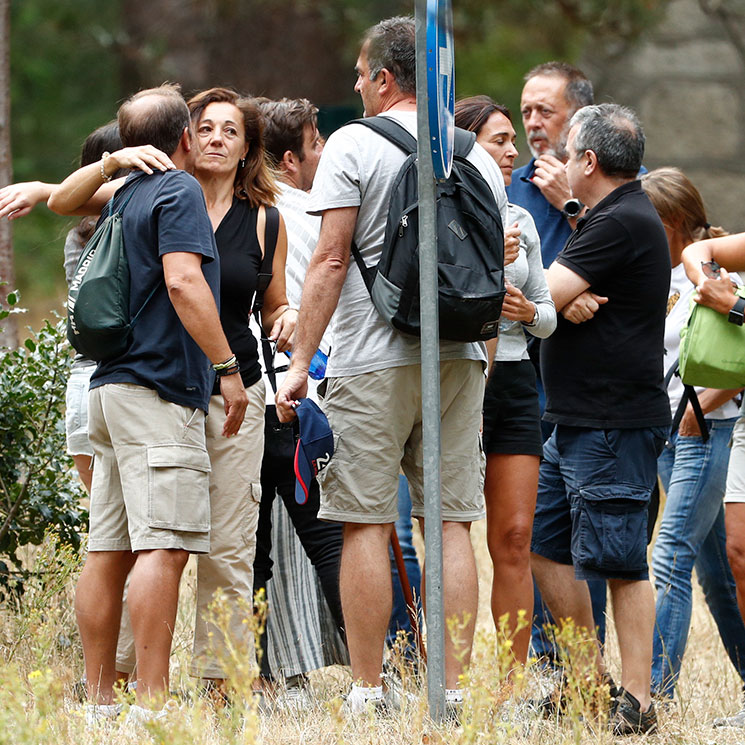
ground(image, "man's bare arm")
xmin=545 ymin=261 xmax=591 ymax=313
xmin=162 ymin=251 xmax=247 ymax=436
xmin=275 ymin=205 xmax=358 ymax=421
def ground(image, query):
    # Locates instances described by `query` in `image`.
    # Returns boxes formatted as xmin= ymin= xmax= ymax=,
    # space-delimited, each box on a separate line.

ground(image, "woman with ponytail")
xmin=641 ymin=168 xmax=745 ymax=712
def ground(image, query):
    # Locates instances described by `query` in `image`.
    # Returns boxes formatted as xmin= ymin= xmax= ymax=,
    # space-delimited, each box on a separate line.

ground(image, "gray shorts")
xmin=88 ymin=383 xmax=211 ymax=553
xmin=317 ymin=360 xmax=486 ymax=524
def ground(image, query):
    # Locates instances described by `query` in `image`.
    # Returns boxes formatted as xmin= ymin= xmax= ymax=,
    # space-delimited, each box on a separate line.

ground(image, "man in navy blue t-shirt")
xmin=64 ymin=85 xmax=248 ymax=719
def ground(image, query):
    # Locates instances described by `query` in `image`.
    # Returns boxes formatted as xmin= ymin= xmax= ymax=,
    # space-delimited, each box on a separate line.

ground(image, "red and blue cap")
xmin=293 ymin=399 xmax=334 ymax=505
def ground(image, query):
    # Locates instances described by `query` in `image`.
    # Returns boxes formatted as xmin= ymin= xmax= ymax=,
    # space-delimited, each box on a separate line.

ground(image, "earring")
xmin=240 ymin=158 xmax=246 ymax=168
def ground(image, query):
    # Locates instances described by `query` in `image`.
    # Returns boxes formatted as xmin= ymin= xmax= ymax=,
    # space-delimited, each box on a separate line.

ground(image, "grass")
xmin=1 ymin=518 xmax=744 ymax=744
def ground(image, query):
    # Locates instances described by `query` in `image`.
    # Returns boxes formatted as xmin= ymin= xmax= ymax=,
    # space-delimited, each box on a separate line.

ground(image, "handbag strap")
xmin=665 ymin=359 xmax=709 ymax=443
xmin=253 ymin=205 xmax=280 ymax=315
xmin=254 ymin=205 xmax=282 ymax=393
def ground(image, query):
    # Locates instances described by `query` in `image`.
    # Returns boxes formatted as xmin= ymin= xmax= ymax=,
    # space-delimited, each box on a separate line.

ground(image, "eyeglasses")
xmin=701 ymin=260 xmax=721 ymax=280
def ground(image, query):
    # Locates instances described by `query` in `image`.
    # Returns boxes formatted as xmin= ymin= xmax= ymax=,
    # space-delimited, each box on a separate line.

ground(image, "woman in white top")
xmin=640 ymin=168 xmax=745 ymax=710
xmin=455 ymin=96 xmax=556 ymax=665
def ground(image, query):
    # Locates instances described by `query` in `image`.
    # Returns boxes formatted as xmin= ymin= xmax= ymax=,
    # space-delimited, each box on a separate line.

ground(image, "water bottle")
xmin=284 ymin=348 xmax=328 ymax=381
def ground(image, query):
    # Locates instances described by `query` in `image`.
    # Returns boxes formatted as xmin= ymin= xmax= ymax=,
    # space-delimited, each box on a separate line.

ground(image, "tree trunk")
xmin=0 ymin=0 xmax=17 ymax=348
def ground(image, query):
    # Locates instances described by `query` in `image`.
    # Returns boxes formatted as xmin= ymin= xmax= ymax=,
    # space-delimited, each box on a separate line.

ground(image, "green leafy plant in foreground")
xmin=0 ymin=290 xmax=86 ymax=601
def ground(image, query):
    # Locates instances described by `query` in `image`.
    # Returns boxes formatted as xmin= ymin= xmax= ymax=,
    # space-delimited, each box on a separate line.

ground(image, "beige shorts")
xmin=317 ymin=360 xmax=486 ymax=524
xmin=88 ymin=383 xmax=211 ymax=553
xmin=116 ymin=380 xmax=267 ymax=677
xmin=725 ymin=415 xmax=745 ymax=504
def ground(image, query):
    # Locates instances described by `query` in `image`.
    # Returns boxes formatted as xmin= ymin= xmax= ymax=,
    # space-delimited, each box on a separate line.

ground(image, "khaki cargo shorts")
xmin=317 ymin=359 xmax=486 ymax=524
xmin=88 ymin=383 xmax=211 ymax=553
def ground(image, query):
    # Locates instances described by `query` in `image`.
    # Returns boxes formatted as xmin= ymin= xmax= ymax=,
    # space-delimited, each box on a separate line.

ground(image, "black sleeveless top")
xmin=212 ymin=197 xmax=264 ymax=394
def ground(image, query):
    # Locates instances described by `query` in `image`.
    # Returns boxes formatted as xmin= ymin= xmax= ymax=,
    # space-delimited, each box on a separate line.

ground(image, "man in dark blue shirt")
xmin=506 ymin=62 xmax=594 ymax=268
xmin=65 ymin=85 xmax=248 ymax=721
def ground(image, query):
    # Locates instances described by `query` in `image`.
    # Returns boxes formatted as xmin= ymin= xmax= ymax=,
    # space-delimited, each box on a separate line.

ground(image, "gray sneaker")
xmin=713 ymin=702 xmax=745 ymax=728
xmin=382 ymin=671 xmax=420 ymax=713
xmin=610 ymin=688 xmax=657 ymax=736
xmin=274 ymin=685 xmax=315 ymax=713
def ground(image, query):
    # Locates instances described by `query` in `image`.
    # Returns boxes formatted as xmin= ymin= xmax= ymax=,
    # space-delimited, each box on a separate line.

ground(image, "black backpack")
xmin=66 ymin=176 xmax=157 ymax=361
xmin=350 ymin=116 xmax=505 ymax=342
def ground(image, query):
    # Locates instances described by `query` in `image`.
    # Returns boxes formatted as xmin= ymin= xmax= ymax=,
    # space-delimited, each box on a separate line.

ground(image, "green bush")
xmin=0 ymin=291 xmax=86 ymax=601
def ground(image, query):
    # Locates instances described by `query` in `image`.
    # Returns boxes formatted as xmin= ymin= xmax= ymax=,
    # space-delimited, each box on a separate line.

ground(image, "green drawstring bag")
xmin=66 ymin=176 xmax=157 ymax=362
xmin=679 ymin=285 xmax=745 ymax=389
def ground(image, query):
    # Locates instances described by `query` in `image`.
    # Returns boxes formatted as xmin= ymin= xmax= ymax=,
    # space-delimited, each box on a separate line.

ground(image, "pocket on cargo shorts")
xmin=572 ymin=483 xmax=650 ymax=574
xmin=147 ymin=443 xmax=212 ymax=532
xmin=240 ymin=482 xmax=262 ymax=546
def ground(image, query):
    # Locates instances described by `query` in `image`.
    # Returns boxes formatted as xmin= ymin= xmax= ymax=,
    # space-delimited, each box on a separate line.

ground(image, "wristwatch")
xmin=728 ymin=297 xmax=745 ymax=326
xmin=561 ymin=198 xmax=584 ymax=219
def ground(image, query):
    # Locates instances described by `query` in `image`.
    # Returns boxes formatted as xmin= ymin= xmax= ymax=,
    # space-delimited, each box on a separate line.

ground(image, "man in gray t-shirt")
xmin=276 ymin=16 xmax=507 ymax=715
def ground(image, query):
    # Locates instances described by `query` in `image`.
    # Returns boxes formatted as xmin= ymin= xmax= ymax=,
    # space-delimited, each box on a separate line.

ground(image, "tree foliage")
xmin=0 ymin=293 xmax=86 ymax=601
xmin=9 ymin=0 xmax=123 ymax=308
xmin=8 ymin=0 xmax=670 ymax=316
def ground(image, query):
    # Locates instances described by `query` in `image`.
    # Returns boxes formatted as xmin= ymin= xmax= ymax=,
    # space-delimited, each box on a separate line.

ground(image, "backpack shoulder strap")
xmin=350 ymin=116 xmax=417 ymax=156
xmin=109 ymin=174 xmax=146 ymax=217
xmin=453 ymin=127 xmax=477 ymax=159
xmin=253 ymin=205 xmax=280 ymax=315
xmin=351 ymin=240 xmax=376 ymax=294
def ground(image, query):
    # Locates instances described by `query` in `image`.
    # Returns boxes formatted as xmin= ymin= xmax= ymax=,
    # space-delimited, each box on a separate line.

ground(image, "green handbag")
xmin=679 ymin=285 xmax=745 ymax=389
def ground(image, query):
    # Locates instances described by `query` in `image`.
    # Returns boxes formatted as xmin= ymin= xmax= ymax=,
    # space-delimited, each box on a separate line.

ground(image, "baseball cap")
xmin=293 ymin=398 xmax=334 ymax=505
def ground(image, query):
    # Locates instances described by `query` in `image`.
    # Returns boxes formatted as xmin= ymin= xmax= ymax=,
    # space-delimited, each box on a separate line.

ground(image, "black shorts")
xmin=482 ymin=359 xmax=543 ymax=457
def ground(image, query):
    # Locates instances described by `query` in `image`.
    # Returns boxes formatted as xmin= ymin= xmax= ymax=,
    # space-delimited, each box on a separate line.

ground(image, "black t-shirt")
xmin=91 ymin=170 xmax=219 ymax=412
xmin=211 ymin=198 xmax=263 ymax=394
xmin=541 ymin=180 xmax=672 ymax=429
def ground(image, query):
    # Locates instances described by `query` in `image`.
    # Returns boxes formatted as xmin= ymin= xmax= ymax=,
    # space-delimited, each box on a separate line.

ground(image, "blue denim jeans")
xmin=532 ymin=425 xmax=666 ymax=581
xmin=387 ymin=476 xmax=422 ymax=659
xmin=652 ymin=417 xmax=745 ymax=696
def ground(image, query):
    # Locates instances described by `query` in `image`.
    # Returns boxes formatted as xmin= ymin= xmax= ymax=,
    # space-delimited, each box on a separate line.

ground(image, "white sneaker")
xmin=124 ymin=699 xmax=179 ymax=725
xmin=341 ymin=686 xmax=384 ymax=716
xmin=84 ymin=703 xmax=123 ymax=727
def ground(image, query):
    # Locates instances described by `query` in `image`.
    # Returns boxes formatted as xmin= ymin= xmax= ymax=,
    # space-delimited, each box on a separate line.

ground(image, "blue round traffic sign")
xmin=426 ymin=0 xmax=454 ymax=180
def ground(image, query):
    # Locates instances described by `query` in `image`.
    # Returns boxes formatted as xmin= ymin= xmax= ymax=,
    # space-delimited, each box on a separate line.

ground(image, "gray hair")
xmin=525 ymin=62 xmax=594 ymax=115
xmin=363 ymin=16 xmax=416 ymax=97
xmin=570 ymin=103 xmax=645 ymax=179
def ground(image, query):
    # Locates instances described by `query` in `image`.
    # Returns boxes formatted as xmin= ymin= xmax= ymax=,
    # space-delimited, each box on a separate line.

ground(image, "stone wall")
xmin=583 ymin=0 xmax=745 ymax=231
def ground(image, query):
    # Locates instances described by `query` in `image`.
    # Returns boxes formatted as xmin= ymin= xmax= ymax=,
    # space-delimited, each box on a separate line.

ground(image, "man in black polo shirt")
xmin=530 ymin=103 xmax=670 ymax=735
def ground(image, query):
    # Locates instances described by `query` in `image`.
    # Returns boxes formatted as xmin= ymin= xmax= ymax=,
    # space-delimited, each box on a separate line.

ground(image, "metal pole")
xmin=414 ymin=0 xmax=445 ymax=723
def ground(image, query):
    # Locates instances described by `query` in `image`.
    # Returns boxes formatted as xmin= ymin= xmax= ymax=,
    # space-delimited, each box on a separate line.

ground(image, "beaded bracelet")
xmin=100 ymin=152 xmax=113 ymax=182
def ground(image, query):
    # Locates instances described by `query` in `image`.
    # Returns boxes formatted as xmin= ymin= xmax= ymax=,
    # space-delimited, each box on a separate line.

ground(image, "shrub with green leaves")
xmin=0 ymin=290 xmax=86 ymax=601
